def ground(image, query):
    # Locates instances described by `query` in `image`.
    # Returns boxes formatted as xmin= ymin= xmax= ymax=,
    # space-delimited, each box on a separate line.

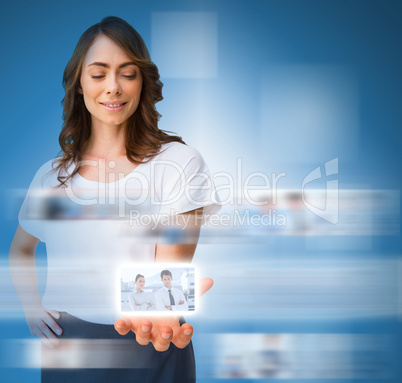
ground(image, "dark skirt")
xmin=41 ymin=312 xmax=196 ymax=383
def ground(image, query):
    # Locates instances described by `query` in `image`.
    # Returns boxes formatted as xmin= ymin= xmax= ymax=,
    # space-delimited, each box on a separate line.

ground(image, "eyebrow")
xmin=87 ymin=62 xmax=137 ymax=69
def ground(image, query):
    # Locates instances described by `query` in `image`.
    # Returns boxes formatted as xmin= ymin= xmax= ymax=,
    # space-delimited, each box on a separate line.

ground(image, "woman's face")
xmin=135 ymin=277 xmax=145 ymax=289
xmin=79 ymin=34 xmax=143 ymax=129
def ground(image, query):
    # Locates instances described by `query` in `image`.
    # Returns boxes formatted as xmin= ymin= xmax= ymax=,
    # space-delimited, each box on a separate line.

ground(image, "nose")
xmin=106 ymin=74 xmax=122 ymax=95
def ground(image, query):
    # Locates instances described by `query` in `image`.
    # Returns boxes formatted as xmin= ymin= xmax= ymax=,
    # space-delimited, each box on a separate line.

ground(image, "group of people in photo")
xmin=127 ymin=270 xmax=188 ymax=312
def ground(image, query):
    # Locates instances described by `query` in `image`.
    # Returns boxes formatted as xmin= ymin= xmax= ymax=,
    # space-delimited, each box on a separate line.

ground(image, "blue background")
xmin=1 ymin=0 xmax=401 ymax=381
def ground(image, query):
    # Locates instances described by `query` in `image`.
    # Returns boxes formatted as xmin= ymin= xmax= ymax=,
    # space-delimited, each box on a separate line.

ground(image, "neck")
xmin=84 ymin=119 xmax=127 ymax=158
xmin=136 ymin=288 xmax=142 ymax=292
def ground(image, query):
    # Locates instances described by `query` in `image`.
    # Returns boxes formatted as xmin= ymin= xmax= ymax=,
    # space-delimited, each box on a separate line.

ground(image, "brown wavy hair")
xmin=54 ymin=16 xmax=184 ymax=187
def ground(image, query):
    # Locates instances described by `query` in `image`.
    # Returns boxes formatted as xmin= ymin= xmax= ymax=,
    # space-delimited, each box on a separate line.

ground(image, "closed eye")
xmin=90 ymin=75 xmax=136 ymax=79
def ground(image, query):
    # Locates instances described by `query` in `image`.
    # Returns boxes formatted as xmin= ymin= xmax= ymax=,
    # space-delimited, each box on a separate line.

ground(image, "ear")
xmin=77 ymin=83 xmax=83 ymax=94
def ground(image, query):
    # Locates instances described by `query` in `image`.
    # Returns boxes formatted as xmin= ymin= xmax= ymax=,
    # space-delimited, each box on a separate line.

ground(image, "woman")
xmin=9 ymin=16 xmax=219 ymax=382
xmin=128 ymin=274 xmax=154 ymax=311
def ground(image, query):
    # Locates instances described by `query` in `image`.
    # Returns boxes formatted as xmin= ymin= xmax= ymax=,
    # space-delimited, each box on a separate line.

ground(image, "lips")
xmin=100 ymin=101 xmax=127 ymax=107
xmin=100 ymin=101 xmax=127 ymax=112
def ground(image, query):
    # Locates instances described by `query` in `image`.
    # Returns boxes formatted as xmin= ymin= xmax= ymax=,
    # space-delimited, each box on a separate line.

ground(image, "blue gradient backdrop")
xmin=1 ymin=0 xmax=401 ymax=382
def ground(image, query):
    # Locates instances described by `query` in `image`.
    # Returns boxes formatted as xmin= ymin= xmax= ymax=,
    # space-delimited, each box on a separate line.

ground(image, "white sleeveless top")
xmin=18 ymin=142 xmax=220 ymax=324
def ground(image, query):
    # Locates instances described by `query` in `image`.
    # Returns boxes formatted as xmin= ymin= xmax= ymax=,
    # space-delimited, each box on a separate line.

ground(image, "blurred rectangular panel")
xmin=7 ymin=189 xmax=399 ymax=243
xmin=305 ymin=236 xmax=373 ymax=251
xmin=197 ymin=333 xmax=392 ymax=379
xmin=151 ymin=12 xmax=217 ymax=78
xmin=203 ymin=258 xmax=398 ymax=321
xmin=0 ymin=339 xmax=159 ymax=369
xmin=199 ymin=189 xmax=399 ymax=241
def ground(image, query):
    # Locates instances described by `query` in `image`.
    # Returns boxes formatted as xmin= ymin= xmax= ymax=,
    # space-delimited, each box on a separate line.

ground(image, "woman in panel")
xmin=128 ymin=274 xmax=154 ymax=311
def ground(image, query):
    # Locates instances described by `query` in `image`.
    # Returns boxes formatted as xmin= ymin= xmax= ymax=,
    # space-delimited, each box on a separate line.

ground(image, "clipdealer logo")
xmin=301 ymin=158 xmax=339 ymax=224
xmin=59 ymin=157 xmax=339 ymax=226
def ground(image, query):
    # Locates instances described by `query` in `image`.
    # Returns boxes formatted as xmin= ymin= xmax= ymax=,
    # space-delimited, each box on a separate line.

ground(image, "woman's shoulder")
xmin=36 ymin=158 xmax=59 ymax=174
xmin=31 ymin=157 xmax=63 ymax=187
xmin=157 ymin=141 xmax=204 ymax=164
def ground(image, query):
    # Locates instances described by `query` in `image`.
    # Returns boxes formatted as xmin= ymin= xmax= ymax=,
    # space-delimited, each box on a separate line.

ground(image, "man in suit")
xmin=155 ymin=270 xmax=188 ymax=311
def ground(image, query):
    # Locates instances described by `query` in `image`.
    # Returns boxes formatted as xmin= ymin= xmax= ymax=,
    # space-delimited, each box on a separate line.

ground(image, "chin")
xmin=106 ymin=119 xmax=127 ymax=126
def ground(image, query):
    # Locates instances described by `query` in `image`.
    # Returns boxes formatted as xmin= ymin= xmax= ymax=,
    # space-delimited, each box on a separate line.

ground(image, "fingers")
xmin=153 ymin=326 xmax=173 ymax=352
xmin=114 ymin=318 xmax=131 ymax=335
xmin=115 ymin=319 xmax=154 ymax=346
xmin=31 ymin=326 xmax=54 ymax=348
xmin=172 ymin=323 xmax=193 ymax=349
xmin=47 ymin=309 xmax=61 ymax=320
xmin=31 ymin=322 xmax=60 ymax=348
xmin=199 ymin=277 xmax=214 ymax=297
xmin=114 ymin=317 xmax=193 ymax=352
xmin=41 ymin=311 xmax=62 ymax=336
xmin=29 ymin=309 xmax=62 ymax=348
xmin=39 ymin=322 xmax=60 ymax=347
xmin=134 ymin=320 xmax=152 ymax=346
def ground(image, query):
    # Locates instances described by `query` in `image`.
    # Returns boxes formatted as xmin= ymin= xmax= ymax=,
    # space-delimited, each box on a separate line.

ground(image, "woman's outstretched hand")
xmin=114 ymin=278 xmax=213 ymax=352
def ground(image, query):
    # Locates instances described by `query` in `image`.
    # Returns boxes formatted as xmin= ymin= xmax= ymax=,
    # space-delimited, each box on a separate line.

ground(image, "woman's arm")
xmin=128 ymin=293 xmax=137 ymax=311
xmin=147 ymin=292 xmax=156 ymax=309
xmin=154 ymin=208 xmax=203 ymax=262
xmin=9 ymin=225 xmax=62 ymax=347
xmin=115 ymin=208 xmax=213 ymax=351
